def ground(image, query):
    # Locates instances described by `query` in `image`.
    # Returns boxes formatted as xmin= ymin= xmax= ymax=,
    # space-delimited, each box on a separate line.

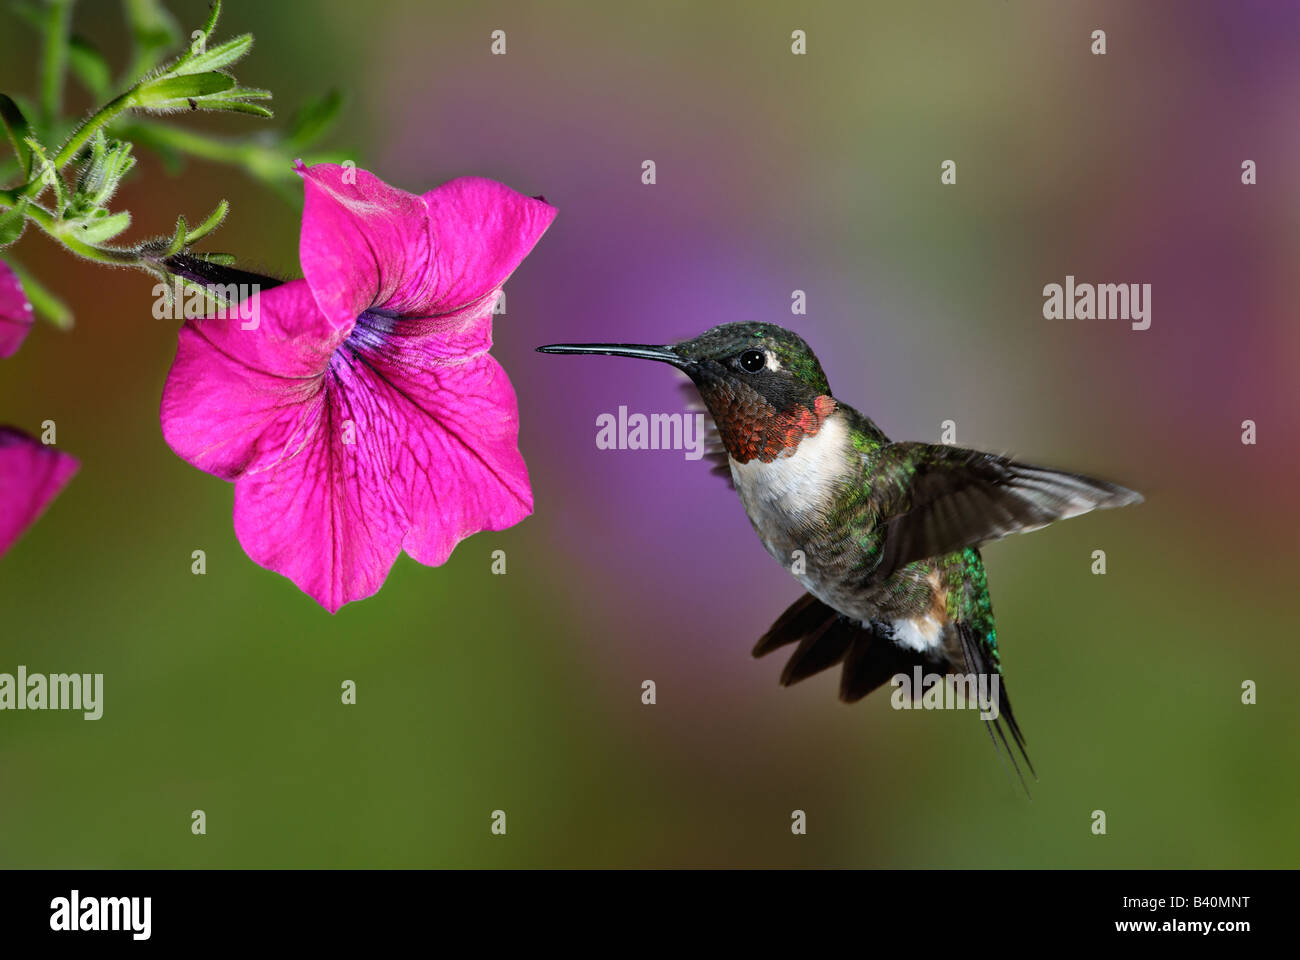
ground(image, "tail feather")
xmin=957 ymin=624 xmax=1036 ymax=798
xmin=838 ymin=623 xmax=945 ymax=703
xmin=754 ymin=593 xmax=948 ymax=701
xmin=755 ymin=593 xmax=1037 ymax=800
xmin=753 ymin=592 xmax=832 ymax=657
xmin=783 ymin=618 xmax=857 ymax=686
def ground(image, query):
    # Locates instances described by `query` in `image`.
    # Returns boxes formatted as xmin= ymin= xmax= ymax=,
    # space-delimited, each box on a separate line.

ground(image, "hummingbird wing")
xmin=867 ymin=443 xmax=1141 ymax=581
xmin=678 ymin=381 xmax=733 ymax=486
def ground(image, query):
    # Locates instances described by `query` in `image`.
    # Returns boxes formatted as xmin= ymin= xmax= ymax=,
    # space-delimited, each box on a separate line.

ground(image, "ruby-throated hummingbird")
xmin=538 ymin=323 xmax=1142 ymax=792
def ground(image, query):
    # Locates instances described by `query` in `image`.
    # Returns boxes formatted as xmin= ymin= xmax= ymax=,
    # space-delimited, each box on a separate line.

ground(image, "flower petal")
xmin=0 ymin=260 xmax=35 ymax=358
xmin=229 ymin=382 xmax=405 ymax=614
xmin=352 ymin=309 xmax=533 ymax=568
xmin=229 ymin=311 xmax=530 ymax=613
xmin=0 ymin=426 xmax=78 ymax=557
xmin=296 ymin=162 xmax=556 ymax=327
xmin=163 ymin=165 xmax=550 ymax=612
xmin=160 ymin=280 xmax=347 ymax=481
xmin=419 ymin=176 xmax=557 ymax=314
xmin=296 ymin=161 xmax=435 ymax=329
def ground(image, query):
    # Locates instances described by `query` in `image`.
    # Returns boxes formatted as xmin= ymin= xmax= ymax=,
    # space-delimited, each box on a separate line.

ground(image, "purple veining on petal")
xmin=0 ymin=260 xmax=35 ymax=359
xmin=161 ymin=164 xmax=556 ymax=612
xmin=0 ymin=426 xmax=79 ymax=558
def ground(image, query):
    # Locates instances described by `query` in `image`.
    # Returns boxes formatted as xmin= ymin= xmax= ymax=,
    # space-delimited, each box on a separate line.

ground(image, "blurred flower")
xmin=0 ymin=427 xmax=78 ymax=557
xmin=161 ymin=163 xmax=555 ymax=612
xmin=0 ymin=261 xmax=35 ymax=358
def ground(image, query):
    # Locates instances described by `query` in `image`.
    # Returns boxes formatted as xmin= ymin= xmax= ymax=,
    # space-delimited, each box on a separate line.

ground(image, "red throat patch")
xmin=714 ymin=392 xmax=837 ymax=464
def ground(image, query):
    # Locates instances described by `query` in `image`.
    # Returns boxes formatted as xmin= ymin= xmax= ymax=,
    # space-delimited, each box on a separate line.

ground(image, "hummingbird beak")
xmin=535 ymin=342 xmax=691 ymax=369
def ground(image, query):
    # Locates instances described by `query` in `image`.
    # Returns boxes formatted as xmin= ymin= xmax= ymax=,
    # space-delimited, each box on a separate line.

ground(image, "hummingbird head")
xmin=538 ymin=322 xmax=838 ymax=463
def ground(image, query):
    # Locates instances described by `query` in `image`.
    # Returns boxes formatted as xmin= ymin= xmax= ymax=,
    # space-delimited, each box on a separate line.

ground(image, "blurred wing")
xmin=678 ymin=380 xmax=732 ymax=487
xmin=870 ymin=443 xmax=1142 ymax=580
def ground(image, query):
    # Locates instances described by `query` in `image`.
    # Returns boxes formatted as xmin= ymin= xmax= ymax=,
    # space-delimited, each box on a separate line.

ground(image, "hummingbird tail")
xmin=753 ymin=592 xmax=948 ymax=699
xmin=755 ymin=592 xmax=1037 ymax=799
xmin=957 ymin=623 xmax=1036 ymax=799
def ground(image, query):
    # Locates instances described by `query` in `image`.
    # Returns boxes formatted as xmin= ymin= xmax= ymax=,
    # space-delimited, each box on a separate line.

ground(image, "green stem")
xmin=7 ymin=258 xmax=73 ymax=329
xmin=52 ymin=90 xmax=138 ymax=171
xmin=115 ymin=120 xmax=311 ymax=195
xmin=13 ymin=88 xmax=140 ymax=205
xmin=116 ymin=120 xmax=250 ymax=165
xmin=41 ymin=0 xmax=74 ymax=123
xmin=21 ymin=200 xmax=143 ymax=267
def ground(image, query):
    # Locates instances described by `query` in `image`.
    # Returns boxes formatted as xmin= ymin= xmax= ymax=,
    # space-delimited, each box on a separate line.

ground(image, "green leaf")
xmin=164 ymin=215 xmax=187 ymax=255
xmin=76 ymin=133 xmax=135 ymax=207
xmin=223 ymin=86 xmax=270 ymax=101
xmin=135 ymin=71 xmax=236 ymax=109
xmin=0 ymin=203 xmax=28 ymax=246
xmin=202 ymin=102 xmax=274 ymax=119
xmin=172 ymin=34 xmax=253 ymax=76
xmin=0 ymin=95 xmax=33 ymax=178
xmin=184 ymin=199 xmax=228 ymax=244
xmin=170 ymin=0 xmax=223 ymax=70
xmin=24 ymin=138 xmax=68 ymax=210
xmin=194 ymin=90 xmax=273 ymax=119
xmin=65 ymin=208 xmax=131 ymax=245
xmin=74 ymin=128 xmax=109 ymax=192
xmin=285 ymin=90 xmax=343 ymax=149
xmin=7 ymin=260 xmax=73 ymax=329
xmin=68 ymin=36 xmax=113 ymax=101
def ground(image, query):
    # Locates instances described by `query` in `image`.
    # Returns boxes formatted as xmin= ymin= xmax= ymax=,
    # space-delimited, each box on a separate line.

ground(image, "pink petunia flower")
xmin=160 ymin=163 xmax=555 ymax=612
xmin=0 ymin=427 xmax=79 ymax=558
xmin=0 ymin=260 xmax=35 ymax=358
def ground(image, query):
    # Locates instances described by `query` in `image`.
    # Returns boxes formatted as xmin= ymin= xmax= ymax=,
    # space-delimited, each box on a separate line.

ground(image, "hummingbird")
xmin=538 ymin=322 xmax=1142 ymax=792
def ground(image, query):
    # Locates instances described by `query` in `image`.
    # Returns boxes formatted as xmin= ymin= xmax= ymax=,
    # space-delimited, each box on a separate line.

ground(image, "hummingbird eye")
xmin=738 ymin=350 xmax=766 ymax=373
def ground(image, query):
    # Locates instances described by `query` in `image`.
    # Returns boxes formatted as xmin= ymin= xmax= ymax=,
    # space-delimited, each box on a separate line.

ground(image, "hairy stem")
xmin=52 ymin=90 xmax=138 ymax=171
xmin=21 ymin=200 xmax=142 ymax=267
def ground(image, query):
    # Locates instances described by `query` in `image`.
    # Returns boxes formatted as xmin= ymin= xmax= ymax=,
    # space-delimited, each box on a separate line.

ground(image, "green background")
xmin=1 ymin=0 xmax=1297 ymax=867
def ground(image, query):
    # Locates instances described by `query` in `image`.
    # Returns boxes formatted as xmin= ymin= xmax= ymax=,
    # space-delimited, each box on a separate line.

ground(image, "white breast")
xmin=729 ymin=413 xmax=848 ymax=528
